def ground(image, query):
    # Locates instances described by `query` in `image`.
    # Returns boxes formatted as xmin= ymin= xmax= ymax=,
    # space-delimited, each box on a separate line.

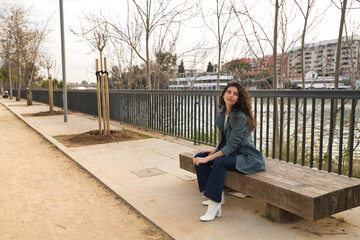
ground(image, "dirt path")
xmin=0 ymin=104 xmax=171 ymax=240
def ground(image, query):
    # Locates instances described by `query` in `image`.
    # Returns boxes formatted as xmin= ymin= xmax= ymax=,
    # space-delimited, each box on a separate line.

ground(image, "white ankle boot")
xmin=200 ymin=199 xmax=222 ymax=221
xmin=202 ymin=191 xmax=225 ymax=206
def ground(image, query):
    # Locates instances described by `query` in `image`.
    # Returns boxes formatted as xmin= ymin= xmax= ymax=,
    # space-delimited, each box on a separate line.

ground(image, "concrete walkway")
xmin=1 ymin=98 xmax=360 ymax=240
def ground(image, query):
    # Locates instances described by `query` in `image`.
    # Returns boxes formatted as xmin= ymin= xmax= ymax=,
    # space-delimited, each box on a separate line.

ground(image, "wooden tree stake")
xmin=104 ymin=57 xmax=110 ymax=135
xmin=100 ymin=57 xmax=107 ymax=135
xmin=96 ymin=59 xmax=102 ymax=135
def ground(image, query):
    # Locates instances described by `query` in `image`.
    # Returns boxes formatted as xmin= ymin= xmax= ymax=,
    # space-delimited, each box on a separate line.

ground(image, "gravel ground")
xmin=0 ymin=103 xmax=171 ymax=240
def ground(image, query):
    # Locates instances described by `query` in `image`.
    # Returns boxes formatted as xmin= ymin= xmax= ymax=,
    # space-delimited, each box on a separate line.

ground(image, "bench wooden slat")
xmin=180 ymin=152 xmax=360 ymax=221
xmin=245 ymin=171 xmax=327 ymax=197
xmin=258 ymin=171 xmax=331 ymax=196
xmin=264 ymin=158 xmax=360 ymax=191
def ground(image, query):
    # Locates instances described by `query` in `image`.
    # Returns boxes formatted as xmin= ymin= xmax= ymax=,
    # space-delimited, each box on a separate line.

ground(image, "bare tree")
xmin=71 ymin=12 xmax=110 ymax=135
xmin=332 ymin=0 xmax=360 ymax=173
xmin=294 ymin=0 xmax=314 ymax=89
xmin=278 ymin=2 xmax=321 ymax=161
xmin=39 ymin=55 xmax=56 ymax=113
xmin=232 ymin=0 xmax=300 ymax=88
xmin=152 ymin=18 xmax=181 ymax=89
xmin=294 ymin=0 xmax=330 ymax=89
xmin=107 ymin=8 xmax=142 ymax=90
xmin=233 ymin=0 xmax=312 ymax=160
xmin=0 ymin=5 xmax=27 ymax=101
xmin=201 ymin=0 xmax=238 ymax=89
xmin=24 ymin=18 xmax=51 ymax=105
xmin=105 ymin=38 xmax=127 ymax=89
xmin=325 ymin=0 xmax=347 ymax=164
xmin=344 ymin=19 xmax=360 ymax=89
xmin=0 ymin=4 xmax=51 ymax=104
xmin=0 ymin=34 xmax=14 ymax=94
xmin=108 ymin=0 xmax=194 ymax=89
xmin=232 ymin=0 xmax=275 ymax=88
xmin=342 ymin=20 xmax=360 ymax=174
xmin=278 ymin=1 xmax=300 ymax=88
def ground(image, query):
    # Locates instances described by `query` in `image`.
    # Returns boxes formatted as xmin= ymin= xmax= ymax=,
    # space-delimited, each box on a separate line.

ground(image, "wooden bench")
xmin=180 ymin=152 xmax=360 ymax=223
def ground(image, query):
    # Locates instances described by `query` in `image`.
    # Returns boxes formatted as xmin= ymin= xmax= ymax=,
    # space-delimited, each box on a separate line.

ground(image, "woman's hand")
xmin=200 ymin=150 xmax=211 ymax=154
xmin=200 ymin=148 xmax=216 ymax=155
xmin=193 ymin=156 xmax=210 ymax=166
xmin=209 ymin=149 xmax=216 ymax=155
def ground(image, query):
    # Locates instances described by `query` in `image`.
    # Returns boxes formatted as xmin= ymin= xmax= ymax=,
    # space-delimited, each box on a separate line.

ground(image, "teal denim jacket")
xmin=215 ymin=107 xmax=265 ymax=174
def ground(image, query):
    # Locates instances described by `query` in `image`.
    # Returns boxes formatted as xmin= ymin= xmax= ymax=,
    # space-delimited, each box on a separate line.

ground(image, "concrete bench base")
xmin=180 ymin=152 xmax=360 ymax=223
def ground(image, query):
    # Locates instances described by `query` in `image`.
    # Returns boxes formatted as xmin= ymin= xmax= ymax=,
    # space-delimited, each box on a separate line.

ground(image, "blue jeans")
xmin=194 ymin=152 xmax=238 ymax=203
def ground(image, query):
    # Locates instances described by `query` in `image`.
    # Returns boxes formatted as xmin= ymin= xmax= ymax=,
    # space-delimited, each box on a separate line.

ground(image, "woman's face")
xmin=223 ymin=86 xmax=239 ymax=108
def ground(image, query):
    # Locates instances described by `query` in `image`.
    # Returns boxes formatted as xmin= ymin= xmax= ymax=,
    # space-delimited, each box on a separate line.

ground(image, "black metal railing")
xmin=250 ymin=90 xmax=359 ymax=178
xmin=21 ymin=89 xmax=360 ymax=177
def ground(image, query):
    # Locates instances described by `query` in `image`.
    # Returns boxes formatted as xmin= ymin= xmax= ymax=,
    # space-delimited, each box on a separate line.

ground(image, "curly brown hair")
xmin=219 ymin=81 xmax=256 ymax=131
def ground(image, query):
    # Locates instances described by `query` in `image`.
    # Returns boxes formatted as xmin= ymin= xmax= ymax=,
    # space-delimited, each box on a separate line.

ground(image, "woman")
xmin=193 ymin=81 xmax=265 ymax=222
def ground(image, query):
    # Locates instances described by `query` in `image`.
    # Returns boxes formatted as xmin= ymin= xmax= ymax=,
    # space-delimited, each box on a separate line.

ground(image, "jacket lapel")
xmin=215 ymin=107 xmax=225 ymax=135
xmin=224 ymin=116 xmax=230 ymax=134
xmin=224 ymin=111 xmax=233 ymax=135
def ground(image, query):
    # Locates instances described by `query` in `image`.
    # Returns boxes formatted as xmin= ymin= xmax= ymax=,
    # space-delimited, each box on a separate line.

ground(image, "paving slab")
xmin=1 ymin=98 xmax=360 ymax=240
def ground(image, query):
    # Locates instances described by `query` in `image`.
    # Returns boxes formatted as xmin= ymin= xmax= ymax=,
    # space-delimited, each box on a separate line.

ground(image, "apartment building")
xmin=168 ymin=71 xmax=234 ymax=90
xmin=288 ymin=35 xmax=360 ymax=78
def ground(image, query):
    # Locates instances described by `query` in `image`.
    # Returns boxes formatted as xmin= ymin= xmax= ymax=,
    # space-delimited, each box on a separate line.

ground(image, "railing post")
xmin=348 ymin=99 xmax=357 ymax=177
xmin=194 ymin=101 xmax=199 ymax=145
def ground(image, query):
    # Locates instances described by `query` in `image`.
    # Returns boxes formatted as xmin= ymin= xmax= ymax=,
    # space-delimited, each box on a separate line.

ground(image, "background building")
xmin=288 ymin=35 xmax=360 ymax=79
xmin=170 ymin=36 xmax=360 ymax=90
xmin=169 ymin=71 xmax=234 ymax=90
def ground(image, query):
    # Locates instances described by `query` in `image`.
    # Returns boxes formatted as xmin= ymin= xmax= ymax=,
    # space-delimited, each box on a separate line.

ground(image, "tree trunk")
xmin=8 ymin=60 xmax=12 ymax=99
xmin=327 ymin=0 xmax=347 ymax=167
xmin=26 ymin=87 xmax=32 ymax=105
xmin=299 ymin=0 xmax=312 ymax=89
xmin=128 ymin=51 xmax=134 ymax=89
xmin=334 ymin=0 xmax=347 ymax=89
xmin=345 ymin=10 xmax=356 ymax=173
xmin=26 ymin=64 xmax=36 ymax=106
xmin=26 ymin=86 xmax=33 ymax=105
xmin=345 ymin=99 xmax=358 ymax=173
xmin=217 ymin=9 xmax=221 ymax=90
xmin=300 ymin=19 xmax=308 ymax=89
xmin=146 ymin=3 xmax=151 ymax=90
xmin=49 ymin=73 xmax=54 ymax=113
xmin=16 ymin=63 xmax=21 ymax=101
xmin=155 ymin=72 xmax=159 ymax=89
xmin=272 ymin=0 xmax=281 ymax=158
xmin=217 ymin=51 xmax=221 ymax=90
xmin=273 ymin=0 xmax=279 ymax=90
xmin=146 ymin=32 xmax=151 ymax=90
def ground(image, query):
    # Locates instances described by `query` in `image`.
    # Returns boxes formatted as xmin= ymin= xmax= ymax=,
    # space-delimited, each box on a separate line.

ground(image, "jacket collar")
xmin=217 ymin=106 xmax=233 ymax=134
xmin=218 ymin=106 xmax=225 ymax=114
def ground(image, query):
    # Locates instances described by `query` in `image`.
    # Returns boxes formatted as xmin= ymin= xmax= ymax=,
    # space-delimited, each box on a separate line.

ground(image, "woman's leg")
xmin=194 ymin=152 xmax=212 ymax=192
xmin=203 ymin=155 xmax=237 ymax=203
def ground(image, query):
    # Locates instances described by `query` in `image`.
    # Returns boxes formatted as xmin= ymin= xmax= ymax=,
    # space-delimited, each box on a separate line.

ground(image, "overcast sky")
xmin=2 ymin=0 xmax=360 ymax=84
